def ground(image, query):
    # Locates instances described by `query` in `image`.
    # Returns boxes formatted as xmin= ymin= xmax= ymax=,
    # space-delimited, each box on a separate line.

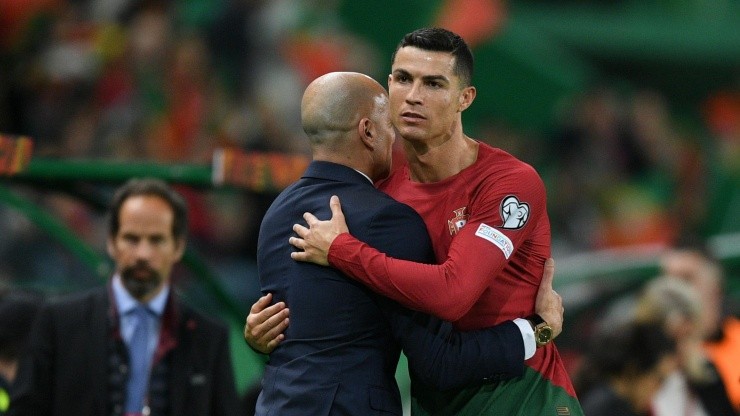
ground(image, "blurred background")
xmin=1 ymin=0 xmax=738 ymax=411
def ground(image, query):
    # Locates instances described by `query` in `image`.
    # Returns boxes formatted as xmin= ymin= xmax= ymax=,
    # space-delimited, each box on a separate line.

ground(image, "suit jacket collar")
xmin=105 ymin=281 xmax=182 ymax=364
xmin=303 ymin=161 xmax=375 ymax=187
xmin=107 ymin=282 xmax=196 ymax=416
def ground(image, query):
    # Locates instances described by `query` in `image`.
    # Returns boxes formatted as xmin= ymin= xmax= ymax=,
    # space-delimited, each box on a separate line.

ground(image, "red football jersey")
xmin=329 ymin=142 xmax=576 ymax=397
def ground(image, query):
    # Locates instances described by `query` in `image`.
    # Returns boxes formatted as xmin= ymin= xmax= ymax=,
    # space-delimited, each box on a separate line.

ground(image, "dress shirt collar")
xmin=353 ymin=169 xmax=374 ymax=185
xmin=112 ymin=274 xmax=170 ymax=317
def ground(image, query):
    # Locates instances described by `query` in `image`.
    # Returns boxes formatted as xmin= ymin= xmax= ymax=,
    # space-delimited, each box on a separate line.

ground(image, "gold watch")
xmin=526 ymin=314 xmax=553 ymax=347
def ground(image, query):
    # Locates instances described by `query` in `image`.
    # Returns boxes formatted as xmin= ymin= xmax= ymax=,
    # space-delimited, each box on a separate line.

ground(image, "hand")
xmin=243 ymin=293 xmax=290 ymax=354
xmin=534 ymin=258 xmax=564 ymax=339
xmin=289 ymin=195 xmax=349 ymax=266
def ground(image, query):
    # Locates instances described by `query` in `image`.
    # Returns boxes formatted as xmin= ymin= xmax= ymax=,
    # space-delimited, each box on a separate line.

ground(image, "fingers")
xmin=288 ymin=236 xmax=305 ymax=250
xmin=541 ymin=258 xmax=555 ymax=289
xmin=290 ymin=250 xmax=309 ymax=262
xmin=250 ymin=293 xmax=272 ymax=314
xmin=262 ymin=315 xmax=290 ymax=350
xmin=244 ymin=298 xmax=290 ymax=353
xmin=329 ymin=195 xmax=343 ymax=218
xmin=534 ymin=258 xmax=564 ymax=339
xmin=292 ymin=223 xmax=309 ymax=239
xmin=302 ymin=212 xmax=319 ymax=227
xmin=247 ymin=300 xmax=287 ymax=331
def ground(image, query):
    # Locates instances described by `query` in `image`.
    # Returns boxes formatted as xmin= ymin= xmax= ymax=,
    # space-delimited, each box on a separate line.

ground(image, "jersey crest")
xmin=447 ymin=207 xmax=469 ymax=235
xmin=500 ymin=195 xmax=529 ymax=229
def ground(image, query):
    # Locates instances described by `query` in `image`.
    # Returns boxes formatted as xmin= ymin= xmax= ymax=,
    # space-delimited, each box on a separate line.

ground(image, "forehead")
xmin=391 ymin=46 xmax=457 ymax=78
xmin=118 ymin=195 xmax=174 ymax=232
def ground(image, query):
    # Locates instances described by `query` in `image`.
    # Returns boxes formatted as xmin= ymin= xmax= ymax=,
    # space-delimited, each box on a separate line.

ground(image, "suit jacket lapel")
xmin=91 ymin=287 xmax=113 ymax=414
xmin=167 ymin=296 xmax=189 ymax=416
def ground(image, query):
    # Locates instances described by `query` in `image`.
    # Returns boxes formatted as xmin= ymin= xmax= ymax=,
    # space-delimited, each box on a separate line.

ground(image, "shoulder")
xmin=44 ymin=286 xmax=106 ymax=313
xmin=473 ymin=144 xmax=545 ymax=191
xmin=476 ymin=143 xmax=540 ymax=177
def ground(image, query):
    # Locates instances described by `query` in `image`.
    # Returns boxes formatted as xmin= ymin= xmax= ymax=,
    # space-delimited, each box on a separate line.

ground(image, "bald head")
xmin=301 ymin=72 xmax=388 ymax=149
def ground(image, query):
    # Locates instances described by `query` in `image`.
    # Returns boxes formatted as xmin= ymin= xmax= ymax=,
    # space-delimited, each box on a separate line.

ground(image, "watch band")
xmin=525 ymin=314 xmax=545 ymax=329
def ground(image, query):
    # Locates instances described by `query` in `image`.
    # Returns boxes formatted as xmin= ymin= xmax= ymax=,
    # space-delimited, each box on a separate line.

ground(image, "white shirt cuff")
xmin=513 ymin=318 xmax=536 ymax=360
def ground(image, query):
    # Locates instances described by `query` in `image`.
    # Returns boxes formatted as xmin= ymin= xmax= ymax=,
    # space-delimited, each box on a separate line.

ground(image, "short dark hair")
xmin=392 ymin=27 xmax=474 ymax=86
xmin=107 ymin=178 xmax=188 ymax=241
xmin=574 ymin=320 xmax=675 ymax=397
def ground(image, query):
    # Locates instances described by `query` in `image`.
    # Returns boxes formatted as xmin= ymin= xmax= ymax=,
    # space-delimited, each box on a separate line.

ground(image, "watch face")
xmin=536 ymin=326 xmax=553 ymax=345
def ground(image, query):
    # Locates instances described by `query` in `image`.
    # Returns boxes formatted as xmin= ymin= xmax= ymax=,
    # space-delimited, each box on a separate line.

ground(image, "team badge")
xmin=447 ymin=207 xmax=469 ymax=235
xmin=500 ymin=195 xmax=529 ymax=229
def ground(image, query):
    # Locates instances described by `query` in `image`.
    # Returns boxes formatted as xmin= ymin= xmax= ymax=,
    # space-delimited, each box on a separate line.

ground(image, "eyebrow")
xmin=392 ymin=69 xmax=450 ymax=84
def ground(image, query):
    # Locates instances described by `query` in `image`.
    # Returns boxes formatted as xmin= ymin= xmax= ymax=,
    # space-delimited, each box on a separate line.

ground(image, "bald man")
xmin=252 ymin=72 xmax=562 ymax=415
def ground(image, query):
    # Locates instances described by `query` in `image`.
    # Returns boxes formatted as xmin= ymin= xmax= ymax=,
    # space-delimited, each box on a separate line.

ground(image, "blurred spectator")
xmin=575 ymin=320 xmax=677 ymax=416
xmin=8 ymin=178 xmax=240 ymax=416
xmin=661 ymin=248 xmax=740 ymax=413
xmin=0 ymin=289 xmax=43 ymax=415
xmin=634 ymin=275 xmax=738 ymax=416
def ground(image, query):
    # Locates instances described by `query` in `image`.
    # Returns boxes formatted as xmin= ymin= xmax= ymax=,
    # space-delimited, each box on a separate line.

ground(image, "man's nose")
xmin=134 ymin=241 xmax=154 ymax=258
xmin=405 ymin=81 xmax=423 ymax=104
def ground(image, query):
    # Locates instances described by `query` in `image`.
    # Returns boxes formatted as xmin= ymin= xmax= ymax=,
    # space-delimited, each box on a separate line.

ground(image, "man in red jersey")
xmin=250 ymin=28 xmax=583 ymax=416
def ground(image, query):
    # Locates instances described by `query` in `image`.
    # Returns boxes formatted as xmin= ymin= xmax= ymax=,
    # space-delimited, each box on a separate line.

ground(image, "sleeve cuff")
xmin=513 ymin=318 xmax=536 ymax=360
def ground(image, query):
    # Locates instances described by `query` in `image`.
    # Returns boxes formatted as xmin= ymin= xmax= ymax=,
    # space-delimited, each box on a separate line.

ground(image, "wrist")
xmin=525 ymin=314 xmax=554 ymax=347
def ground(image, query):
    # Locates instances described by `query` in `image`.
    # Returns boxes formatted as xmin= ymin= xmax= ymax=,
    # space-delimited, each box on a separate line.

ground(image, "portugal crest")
xmin=447 ymin=207 xmax=469 ymax=235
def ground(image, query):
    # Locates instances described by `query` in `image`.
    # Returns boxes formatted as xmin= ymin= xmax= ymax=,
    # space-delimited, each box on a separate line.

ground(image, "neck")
xmin=314 ymin=151 xmax=375 ymax=182
xmin=403 ymin=133 xmax=478 ymax=183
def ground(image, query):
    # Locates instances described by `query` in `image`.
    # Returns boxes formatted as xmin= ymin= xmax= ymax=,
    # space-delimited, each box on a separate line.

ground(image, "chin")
xmin=399 ymin=126 xmax=429 ymax=141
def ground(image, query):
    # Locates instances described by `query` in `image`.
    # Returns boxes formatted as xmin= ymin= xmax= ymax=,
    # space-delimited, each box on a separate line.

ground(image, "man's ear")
xmin=458 ymin=86 xmax=477 ymax=112
xmin=174 ymin=237 xmax=186 ymax=261
xmin=106 ymin=237 xmax=116 ymax=258
xmin=358 ymin=117 xmax=375 ymax=150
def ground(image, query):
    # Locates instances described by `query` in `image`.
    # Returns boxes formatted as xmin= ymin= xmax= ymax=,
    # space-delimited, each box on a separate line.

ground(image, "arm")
xmin=387 ymin=259 xmax=563 ymax=391
xmin=241 ymin=259 xmax=564 ymax=376
xmin=385 ymin=302 xmax=524 ymax=391
xmin=291 ymin=169 xmax=548 ymax=321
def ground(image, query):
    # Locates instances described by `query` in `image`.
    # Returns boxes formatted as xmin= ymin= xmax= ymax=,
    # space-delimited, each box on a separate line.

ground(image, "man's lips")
xmin=400 ymin=111 xmax=425 ymax=122
xmin=131 ymin=267 xmax=153 ymax=279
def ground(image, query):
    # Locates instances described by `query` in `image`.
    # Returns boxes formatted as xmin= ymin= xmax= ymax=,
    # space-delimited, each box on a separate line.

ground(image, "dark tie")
xmin=125 ymin=306 xmax=152 ymax=413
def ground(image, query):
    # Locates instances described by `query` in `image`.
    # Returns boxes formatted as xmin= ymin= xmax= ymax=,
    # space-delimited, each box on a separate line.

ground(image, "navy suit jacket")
xmin=255 ymin=161 xmax=524 ymax=416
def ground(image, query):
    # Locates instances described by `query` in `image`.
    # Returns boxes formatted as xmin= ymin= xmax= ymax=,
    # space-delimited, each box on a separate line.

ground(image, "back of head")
xmin=301 ymin=71 xmax=386 ymax=152
xmin=634 ymin=276 xmax=702 ymax=333
xmin=575 ymin=320 xmax=676 ymax=396
xmin=392 ymin=27 xmax=474 ymax=86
